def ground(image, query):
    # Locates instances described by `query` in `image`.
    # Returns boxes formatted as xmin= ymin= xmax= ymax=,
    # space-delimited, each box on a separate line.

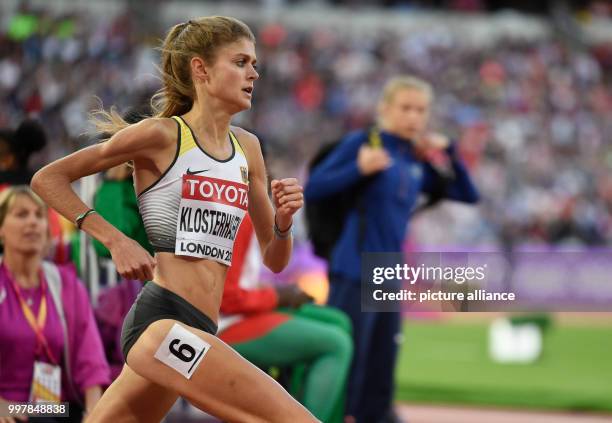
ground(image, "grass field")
xmin=396 ymin=319 xmax=612 ymax=412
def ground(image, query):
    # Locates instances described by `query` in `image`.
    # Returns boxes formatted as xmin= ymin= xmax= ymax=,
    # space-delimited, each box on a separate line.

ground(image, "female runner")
xmin=32 ymin=16 xmax=317 ymax=423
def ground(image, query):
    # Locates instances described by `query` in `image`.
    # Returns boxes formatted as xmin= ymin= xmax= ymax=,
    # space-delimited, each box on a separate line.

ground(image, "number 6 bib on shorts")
xmin=154 ymin=323 xmax=211 ymax=379
xmin=175 ymin=174 xmax=248 ymax=265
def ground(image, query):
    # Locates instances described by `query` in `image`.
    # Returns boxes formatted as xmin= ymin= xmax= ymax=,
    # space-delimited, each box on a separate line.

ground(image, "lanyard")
xmin=7 ymin=268 xmax=58 ymax=365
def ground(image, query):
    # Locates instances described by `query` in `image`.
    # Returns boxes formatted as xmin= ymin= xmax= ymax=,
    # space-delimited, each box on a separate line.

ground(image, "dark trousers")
xmin=327 ymin=275 xmax=401 ymax=423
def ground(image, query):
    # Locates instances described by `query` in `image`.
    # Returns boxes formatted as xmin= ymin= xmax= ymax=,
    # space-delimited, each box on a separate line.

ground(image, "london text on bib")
xmin=175 ymin=174 xmax=248 ymax=265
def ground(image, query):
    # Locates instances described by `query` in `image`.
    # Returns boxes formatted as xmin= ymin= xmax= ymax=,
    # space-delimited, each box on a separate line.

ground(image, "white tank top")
xmin=137 ymin=116 xmax=249 ymax=266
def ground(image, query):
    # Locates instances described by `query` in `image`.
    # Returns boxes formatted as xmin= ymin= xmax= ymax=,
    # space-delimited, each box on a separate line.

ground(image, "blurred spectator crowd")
xmin=1 ymin=3 xmax=611 ymax=249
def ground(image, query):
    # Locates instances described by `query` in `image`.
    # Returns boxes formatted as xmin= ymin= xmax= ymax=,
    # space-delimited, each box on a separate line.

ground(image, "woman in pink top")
xmin=0 ymin=186 xmax=110 ymax=422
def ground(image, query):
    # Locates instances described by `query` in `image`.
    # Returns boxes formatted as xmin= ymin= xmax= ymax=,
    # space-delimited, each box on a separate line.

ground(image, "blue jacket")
xmin=304 ymin=129 xmax=479 ymax=282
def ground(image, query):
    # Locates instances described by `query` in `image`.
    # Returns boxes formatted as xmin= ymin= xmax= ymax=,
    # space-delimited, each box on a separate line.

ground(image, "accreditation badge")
xmin=29 ymin=361 xmax=61 ymax=403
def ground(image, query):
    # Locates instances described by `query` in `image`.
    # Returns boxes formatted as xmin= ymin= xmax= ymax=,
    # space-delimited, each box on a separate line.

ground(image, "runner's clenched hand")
xmin=108 ymin=235 xmax=156 ymax=281
xmin=271 ymin=178 xmax=303 ymax=231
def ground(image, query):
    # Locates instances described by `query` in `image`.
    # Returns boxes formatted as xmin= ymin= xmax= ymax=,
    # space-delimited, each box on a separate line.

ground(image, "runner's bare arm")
xmin=31 ymin=118 xmax=175 ymax=280
xmin=235 ymin=128 xmax=303 ymax=273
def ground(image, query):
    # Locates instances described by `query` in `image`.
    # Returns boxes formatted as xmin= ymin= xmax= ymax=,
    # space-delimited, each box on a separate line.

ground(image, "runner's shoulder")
xmin=127 ymin=117 xmax=178 ymax=150
xmin=230 ymin=126 xmax=262 ymax=158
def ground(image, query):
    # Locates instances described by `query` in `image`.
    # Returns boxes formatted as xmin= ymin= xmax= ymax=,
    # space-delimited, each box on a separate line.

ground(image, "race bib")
xmin=30 ymin=361 xmax=61 ymax=403
xmin=175 ymin=174 xmax=248 ymax=265
xmin=154 ymin=323 xmax=211 ymax=379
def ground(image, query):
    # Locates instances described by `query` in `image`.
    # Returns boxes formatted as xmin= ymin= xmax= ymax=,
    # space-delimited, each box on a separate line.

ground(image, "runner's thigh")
xmin=126 ymin=318 xmax=319 ymax=423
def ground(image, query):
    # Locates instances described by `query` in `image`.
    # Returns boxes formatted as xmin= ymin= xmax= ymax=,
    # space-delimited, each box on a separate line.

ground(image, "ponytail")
xmin=150 ymin=22 xmax=194 ymax=119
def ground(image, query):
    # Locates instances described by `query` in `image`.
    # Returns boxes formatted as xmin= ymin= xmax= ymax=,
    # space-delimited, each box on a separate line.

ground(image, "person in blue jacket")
xmin=304 ymin=75 xmax=479 ymax=423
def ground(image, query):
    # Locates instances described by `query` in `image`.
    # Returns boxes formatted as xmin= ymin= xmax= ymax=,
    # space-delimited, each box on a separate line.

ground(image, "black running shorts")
xmin=120 ymin=281 xmax=218 ymax=362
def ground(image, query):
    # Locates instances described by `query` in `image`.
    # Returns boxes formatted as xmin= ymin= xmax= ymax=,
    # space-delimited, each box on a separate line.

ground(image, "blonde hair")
xmin=380 ymin=75 xmax=434 ymax=104
xmin=91 ymin=16 xmax=255 ymax=138
xmin=0 ymin=185 xmax=47 ymax=229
